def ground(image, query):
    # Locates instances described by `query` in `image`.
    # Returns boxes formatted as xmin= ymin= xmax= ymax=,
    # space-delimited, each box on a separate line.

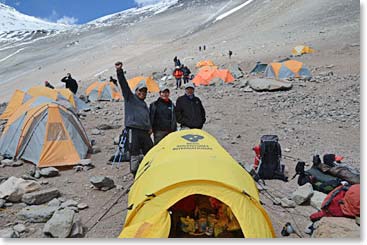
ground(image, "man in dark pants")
xmin=149 ymin=85 xmax=177 ymax=145
xmin=181 ymin=65 xmax=191 ymax=84
xmin=61 ymin=73 xmax=78 ymax=94
xmin=115 ymin=61 xmax=153 ymax=177
xmin=175 ymin=82 xmax=206 ymax=130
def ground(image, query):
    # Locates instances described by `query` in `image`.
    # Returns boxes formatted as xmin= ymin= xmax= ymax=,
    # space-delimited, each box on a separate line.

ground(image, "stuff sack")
xmin=310 ymin=184 xmax=360 ymax=222
xmin=256 ymin=135 xmax=287 ymax=181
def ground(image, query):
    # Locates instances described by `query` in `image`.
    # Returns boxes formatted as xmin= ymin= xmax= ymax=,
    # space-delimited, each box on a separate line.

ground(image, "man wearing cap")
xmin=149 ymin=85 xmax=177 ymax=144
xmin=175 ymin=82 xmax=206 ymax=129
xmin=115 ymin=61 xmax=153 ymax=177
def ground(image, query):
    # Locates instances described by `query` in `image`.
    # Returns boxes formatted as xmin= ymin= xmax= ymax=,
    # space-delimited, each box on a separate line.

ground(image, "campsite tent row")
xmin=1 ymin=86 xmax=89 ymax=120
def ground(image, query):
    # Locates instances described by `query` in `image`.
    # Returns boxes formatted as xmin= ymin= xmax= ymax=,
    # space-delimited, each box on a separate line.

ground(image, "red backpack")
xmin=310 ymin=184 xmax=360 ymax=222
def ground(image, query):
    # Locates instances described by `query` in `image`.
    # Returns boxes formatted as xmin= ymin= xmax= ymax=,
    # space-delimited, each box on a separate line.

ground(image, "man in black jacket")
xmin=115 ymin=61 xmax=153 ymax=177
xmin=149 ymin=85 xmax=177 ymax=144
xmin=181 ymin=65 xmax=191 ymax=84
xmin=175 ymin=82 xmax=206 ymax=129
xmin=61 ymin=73 xmax=78 ymax=94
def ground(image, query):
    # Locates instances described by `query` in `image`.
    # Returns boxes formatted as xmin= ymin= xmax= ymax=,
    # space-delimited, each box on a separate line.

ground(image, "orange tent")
xmin=85 ymin=81 xmax=122 ymax=102
xmin=128 ymin=76 xmax=159 ymax=93
xmin=0 ymin=98 xmax=91 ymax=167
xmin=192 ymin=67 xmax=235 ymax=86
xmin=264 ymin=60 xmax=312 ymax=80
xmin=196 ymin=60 xmax=216 ymax=68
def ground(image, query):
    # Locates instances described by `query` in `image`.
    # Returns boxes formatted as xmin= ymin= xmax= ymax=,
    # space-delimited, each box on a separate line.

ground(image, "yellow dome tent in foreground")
xmin=119 ymin=129 xmax=275 ymax=238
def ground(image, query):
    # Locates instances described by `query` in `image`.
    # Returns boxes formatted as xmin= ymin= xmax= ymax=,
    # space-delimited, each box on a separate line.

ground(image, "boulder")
xmin=0 ymin=159 xmax=23 ymax=167
xmin=77 ymin=203 xmax=88 ymax=210
xmin=310 ymin=191 xmax=327 ymax=210
xmin=21 ymin=188 xmax=60 ymax=205
xmin=280 ymin=197 xmax=296 ymax=208
xmin=39 ymin=167 xmax=59 ymax=177
xmin=17 ymin=205 xmax=58 ymax=223
xmin=291 ymin=183 xmax=313 ymax=205
xmin=13 ymin=224 xmax=27 ymax=233
xmin=91 ymin=129 xmax=101 ymax=135
xmin=0 ymin=176 xmax=41 ymax=202
xmin=60 ymin=199 xmax=78 ymax=208
xmin=0 ymin=198 xmax=5 ymax=208
xmin=90 ymin=176 xmax=115 ymax=190
xmin=78 ymin=159 xmax=92 ymax=166
xmin=48 ymin=198 xmax=61 ymax=207
xmin=43 ymin=208 xmax=75 ymax=238
xmin=69 ymin=214 xmax=85 ymax=238
xmin=248 ymin=78 xmax=292 ymax=91
xmin=312 ymin=217 xmax=360 ymax=238
xmin=0 ymin=228 xmax=18 ymax=238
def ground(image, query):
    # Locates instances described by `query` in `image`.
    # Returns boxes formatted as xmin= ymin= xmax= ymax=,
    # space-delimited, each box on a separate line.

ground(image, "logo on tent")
xmin=182 ymin=134 xmax=204 ymax=143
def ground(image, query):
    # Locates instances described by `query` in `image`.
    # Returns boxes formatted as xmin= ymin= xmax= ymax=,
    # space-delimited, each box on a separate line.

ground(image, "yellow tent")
xmin=265 ymin=60 xmax=312 ymax=80
xmin=85 ymin=81 xmax=123 ymax=102
xmin=291 ymin=45 xmax=315 ymax=56
xmin=0 ymin=90 xmax=31 ymax=119
xmin=119 ymin=129 xmax=275 ymax=238
xmin=128 ymin=77 xmax=160 ymax=93
xmin=0 ymin=97 xmax=91 ymax=167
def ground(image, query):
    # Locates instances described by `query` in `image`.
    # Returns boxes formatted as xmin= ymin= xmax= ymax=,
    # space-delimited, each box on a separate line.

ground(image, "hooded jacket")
xmin=175 ymin=94 xmax=206 ymax=129
xmin=116 ymin=69 xmax=151 ymax=130
xmin=149 ymin=98 xmax=177 ymax=132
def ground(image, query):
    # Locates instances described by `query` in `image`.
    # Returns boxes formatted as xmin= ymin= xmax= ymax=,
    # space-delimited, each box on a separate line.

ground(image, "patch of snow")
xmin=214 ymin=0 xmax=255 ymax=23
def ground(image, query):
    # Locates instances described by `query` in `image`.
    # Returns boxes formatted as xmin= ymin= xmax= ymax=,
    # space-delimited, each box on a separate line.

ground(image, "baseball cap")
xmin=135 ymin=81 xmax=147 ymax=91
xmin=184 ymin=82 xmax=195 ymax=89
xmin=159 ymin=84 xmax=170 ymax=92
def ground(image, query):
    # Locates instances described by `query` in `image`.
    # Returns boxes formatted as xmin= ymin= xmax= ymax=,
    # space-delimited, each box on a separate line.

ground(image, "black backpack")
xmin=256 ymin=135 xmax=288 ymax=181
xmin=109 ymin=128 xmax=130 ymax=163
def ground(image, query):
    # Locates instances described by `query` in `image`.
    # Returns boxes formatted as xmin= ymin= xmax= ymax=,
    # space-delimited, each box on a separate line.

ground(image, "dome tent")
xmin=119 ymin=129 xmax=274 ymax=238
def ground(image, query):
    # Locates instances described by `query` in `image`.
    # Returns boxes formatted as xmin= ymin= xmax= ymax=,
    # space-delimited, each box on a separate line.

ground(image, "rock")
xmin=0 ymin=159 xmax=14 ymax=165
xmin=0 ymin=228 xmax=18 ymax=238
xmin=91 ymin=129 xmax=101 ymax=135
xmin=43 ymin=208 xmax=75 ymax=238
xmin=114 ymin=135 xmax=120 ymax=145
xmin=312 ymin=217 xmax=360 ymax=238
xmin=96 ymin=124 xmax=119 ymax=130
xmin=0 ymin=176 xmax=41 ymax=202
xmin=249 ymin=78 xmax=292 ymax=91
xmin=0 ymin=198 xmax=5 ymax=208
xmin=310 ymin=191 xmax=327 ymax=210
xmin=21 ymin=188 xmax=60 ymax=205
xmin=90 ymin=176 xmax=115 ymax=190
xmin=228 ymin=65 xmax=244 ymax=79
xmin=21 ymin=175 xmax=38 ymax=181
xmin=34 ymin=169 xmax=41 ymax=179
xmin=284 ymin=148 xmax=291 ymax=153
xmin=60 ymin=200 xmax=78 ymax=208
xmin=69 ymin=214 xmax=84 ymax=238
xmin=17 ymin=205 xmax=58 ymax=223
xmin=77 ymin=203 xmax=88 ymax=210
xmin=280 ymin=197 xmax=296 ymax=208
xmin=91 ymin=146 xmax=101 ymax=154
xmin=79 ymin=159 xmax=92 ymax=166
xmin=48 ymin=198 xmax=61 ymax=207
xmin=39 ymin=167 xmax=59 ymax=177
xmin=291 ymin=183 xmax=313 ymax=205
xmin=13 ymin=224 xmax=27 ymax=233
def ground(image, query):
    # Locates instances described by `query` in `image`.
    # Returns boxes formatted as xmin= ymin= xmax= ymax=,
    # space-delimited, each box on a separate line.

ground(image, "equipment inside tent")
xmin=192 ymin=67 xmax=235 ymax=86
xmin=119 ymin=129 xmax=275 ymax=238
xmin=264 ymin=60 xmax=312 ymax=80
xmin=85 ymin=81 xmax=122 ymax=102
xmin=250 ymin=62 xmax=268 ymax=74
xmin=0 ymin=97 xmax=92 ymax=167
xmin=196 ymin=60 xmax=216 ymax=68
xmin=127 ymin=76 xmax=160 ymax=93
xmin=291 ymin=45 xmax=315 ymax=56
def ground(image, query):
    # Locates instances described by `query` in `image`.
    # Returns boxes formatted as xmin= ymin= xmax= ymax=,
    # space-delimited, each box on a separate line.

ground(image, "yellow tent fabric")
xmin=128 ymin=77 xmax=160 ymax=93
xmin=196 ymin=60 xmax=216 ymax=68
xmin=291 ymin=45 xmax=315 ymax=56
xmin=0 ymin=90 xmax=27 ymax=119
xmin=27 ymin=86 xmax=59 ymax=100
xmin=0 ymin=100 xmax=91 ymax=167
xmin=55 ymin=88 xmax=77 ymax=108
xmin=85 ymin=81 xmax=122 ymax=101
xmin=265 ymin=60 xmax=312 ymax=80
xmin=119 ymin=129 xmax=275 ymax=238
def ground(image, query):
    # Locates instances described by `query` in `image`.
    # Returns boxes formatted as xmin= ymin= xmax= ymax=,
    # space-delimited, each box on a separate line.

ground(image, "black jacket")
xmin=61 ymin=76 xmax=78 ymax=94
xmin=175 ymin=94 xmax=206 ymax=129
xmin=182 ymin=67 xmax=191 ymax=77
xmin=149 ymin=98 xmax=177 ymax=132
xmin=116 ymin=69 xmax=151 ymax=131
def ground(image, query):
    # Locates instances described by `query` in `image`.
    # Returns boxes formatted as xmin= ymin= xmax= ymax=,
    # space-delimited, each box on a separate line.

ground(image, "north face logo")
xmin=182 ymin=134 xmax=204 ymax=143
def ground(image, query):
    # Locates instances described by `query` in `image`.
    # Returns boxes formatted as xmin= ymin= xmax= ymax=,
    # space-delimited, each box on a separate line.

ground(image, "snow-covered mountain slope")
xmin=0 ymin=3 xmax=71 ymax=43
